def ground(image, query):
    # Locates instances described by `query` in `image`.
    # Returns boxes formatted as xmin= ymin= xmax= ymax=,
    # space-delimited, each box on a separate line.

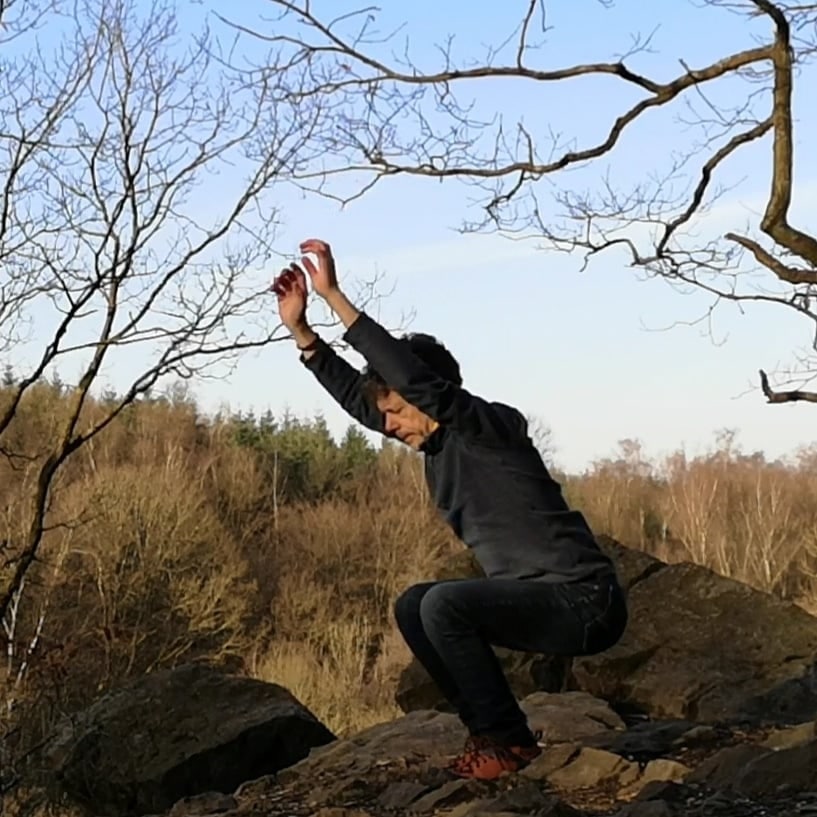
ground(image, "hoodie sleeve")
xmin=300 ymin=337 xmax=384 ymax=433
xmin=343 ymin=312 xmax=525 ymax=442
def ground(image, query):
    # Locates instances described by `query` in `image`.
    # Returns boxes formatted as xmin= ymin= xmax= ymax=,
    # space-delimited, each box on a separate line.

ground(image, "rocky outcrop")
xmin=44 ymin=663 xmax=335 ymax=817
xmin=162 ymin=692 xmax=817 ymax=817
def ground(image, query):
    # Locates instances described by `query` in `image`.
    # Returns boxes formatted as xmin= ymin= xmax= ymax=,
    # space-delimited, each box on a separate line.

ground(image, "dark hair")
xmin=362 ymin=332 xmax=462 ymax=403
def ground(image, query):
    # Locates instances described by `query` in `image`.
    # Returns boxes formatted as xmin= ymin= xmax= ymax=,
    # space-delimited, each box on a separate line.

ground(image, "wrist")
xmin=291 ymin=323 xmax=317 ymax=348
xmin=321 ymin=286 xmax=342 ymax=304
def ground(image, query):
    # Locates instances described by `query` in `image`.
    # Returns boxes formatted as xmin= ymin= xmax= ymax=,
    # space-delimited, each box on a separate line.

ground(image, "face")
xmin=375 ymin=390 xmax=438 ymax=450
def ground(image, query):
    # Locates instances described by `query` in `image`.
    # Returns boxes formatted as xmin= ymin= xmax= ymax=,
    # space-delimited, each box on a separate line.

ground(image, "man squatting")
xmin=272 ymin=239 xmax=628 ymax=780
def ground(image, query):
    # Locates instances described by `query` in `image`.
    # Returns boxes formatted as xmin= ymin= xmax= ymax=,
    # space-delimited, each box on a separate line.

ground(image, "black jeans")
xmin=394 ymin=574 xmax=628 ymax=746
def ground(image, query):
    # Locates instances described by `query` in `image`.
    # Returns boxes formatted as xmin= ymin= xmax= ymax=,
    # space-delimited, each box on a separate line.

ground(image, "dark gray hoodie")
xmin=302 ymin=312 xmax=616 ymax=584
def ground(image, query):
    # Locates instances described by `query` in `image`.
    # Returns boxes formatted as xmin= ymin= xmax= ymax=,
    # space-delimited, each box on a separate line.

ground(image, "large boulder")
xmin=44 ymin=663 xmax=335 ymax=817
xmin=575 ymin=537 xmax=817 ymax=724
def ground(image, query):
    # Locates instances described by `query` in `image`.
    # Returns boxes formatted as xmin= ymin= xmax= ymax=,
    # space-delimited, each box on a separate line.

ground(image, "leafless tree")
xmin=0 ymin=0 xmax=354 ymax=632
xmin=225 ymin=0 xmax=817 ymax=403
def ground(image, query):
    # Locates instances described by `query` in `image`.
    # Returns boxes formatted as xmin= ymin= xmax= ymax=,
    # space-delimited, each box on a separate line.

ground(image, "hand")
xmin=271 ymin=263 xmax=308 ymax=331
xmin=299 ymin=238 xmax=339 ymax=298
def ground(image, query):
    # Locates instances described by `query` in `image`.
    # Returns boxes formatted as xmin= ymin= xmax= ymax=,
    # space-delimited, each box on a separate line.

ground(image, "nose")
xmin=384 ymin=413 xmax=400 ymax=434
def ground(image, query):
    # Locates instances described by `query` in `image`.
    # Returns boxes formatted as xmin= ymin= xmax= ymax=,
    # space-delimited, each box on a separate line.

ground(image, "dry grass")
xmin=248 ymin=620 xmax=409 ymax=736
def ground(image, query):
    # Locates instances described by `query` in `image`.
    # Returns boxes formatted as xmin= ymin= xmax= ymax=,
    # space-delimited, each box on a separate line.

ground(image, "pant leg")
xmin=393 ymin=581 xmax=477 ymax=731
xmin=418 ymin=577 xmax=627 ymax=745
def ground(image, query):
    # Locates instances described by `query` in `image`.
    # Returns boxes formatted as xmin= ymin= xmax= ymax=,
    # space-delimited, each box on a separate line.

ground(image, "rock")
xmin=679 ymin=725 xmax=718 ymax=743
xmin=2 ymin=787 xmax=89 ymax=817
xmin=573 ymin=540 xmax=817 ymax=724
xmin=376 ymin=782 xmax=434 ymax=810
xmin=527 ymin=725 xmax=692 ymax=800
xmin=521 ymin=691 xmax=625 ymax=743
xmin=692 ymin=737 xmax=817 ymax=797
xmin=167 ymin=793 xmax=238 ymax=817
xmin=613 ymin=802 xmax=674 ymax=817
xmin=734 ymin=738 xmax=817 ymax=795
xmin=594 ymin=535 xmax=664 ymax=590
xmin=547 ymin=746 xmax=640 ymax=791
xmin=231 ymin=774 xmax=284 ymax=805
xmin=760 ymin=720 xmax=816 ymax=750
xmin=467 ymin=782 xmax=581 ymax=815
xmin=686 ymin=743 xmax=770 ymax=789
xmin=521 ymin=743 xmax=581 ymax=781
xmin=409 ymin=780 xmax=474 ymax=813
xmin=313 ymin=810 xmax=372 ymax=817
xmin=632 ymin=780 xmax=690 ymax=803
xmin=639 ymin=759 xmax=690 ymax=785
xmin=283 ymin=709 xmax=466 ymax=779
xmin=582 ymin=719 xmax=725 ymax=763
xmin=308 ymin=777 xmax=377 ymax=809
xmin=619 ymin=759 xmax=691 ymax=797
xmin=628 ymin=781 xmax=706 ymax=814
xmin=145 ymin=692 xmax=817 ymax=817
xmin=242 ymin=701 xmax=586 ymax=817
xmin=45 ymin=663 xmax=335 ymax=817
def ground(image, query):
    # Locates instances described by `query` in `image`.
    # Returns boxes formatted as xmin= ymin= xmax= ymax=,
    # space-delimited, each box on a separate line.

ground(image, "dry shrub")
xmin=27 ymin=457 xmax=256 ymax=713
xmin=249 ymin=615 xmax=412 ymax=736
xmin=660 ymin=450 xmax=817 ymax=596
xmin=567 ymin=435 xmax=817 ymax=603
xmin=246 ymin=449 xmax=453 ymax=733
xmin=249 ymin=614 xmax=403 ymax=736
xmin=565 ymin=440 xmax=666 ymax=553
xmin=252 ymin=447 xmax=453 ymax=643
xmin=3 ymin=442 xmax=261 ymax=785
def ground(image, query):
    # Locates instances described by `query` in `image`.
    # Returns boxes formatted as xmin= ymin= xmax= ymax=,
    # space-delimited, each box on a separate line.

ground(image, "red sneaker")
xmin=446 ymin=736 xmax=542 ymax=780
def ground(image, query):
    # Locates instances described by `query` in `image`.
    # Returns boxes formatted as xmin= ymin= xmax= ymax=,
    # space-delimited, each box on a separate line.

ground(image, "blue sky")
xmin=11 ymin=1 xmax=817 ymax=472
xmin=189 ymin=0 xmax=817 ymax=472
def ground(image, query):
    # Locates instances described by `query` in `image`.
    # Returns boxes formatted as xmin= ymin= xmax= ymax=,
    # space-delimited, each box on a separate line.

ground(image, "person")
xmin=272 ymin=238 xmax=628 ymax=781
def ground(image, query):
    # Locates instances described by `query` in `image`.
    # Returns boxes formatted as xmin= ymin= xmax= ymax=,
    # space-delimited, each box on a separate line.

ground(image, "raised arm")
xmin=296 ymin=240 xmax=526 ymax=443
xmin=272 ymin=264 xmax=383 ymax=433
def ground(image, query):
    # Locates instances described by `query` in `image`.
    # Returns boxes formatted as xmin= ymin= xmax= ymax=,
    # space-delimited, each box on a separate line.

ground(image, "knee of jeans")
xmin=418 ymin=583 xmax=460 ymax=631
xmin=394 ymin=584 xmax=427 ymax=627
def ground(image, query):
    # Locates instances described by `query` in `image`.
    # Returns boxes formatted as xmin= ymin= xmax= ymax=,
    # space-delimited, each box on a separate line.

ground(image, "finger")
xmin=291 ymin=264 xmax=308 ymax=294
xmin=301 ymin=256 xmax=319 ymax=278
xmin=299 ymin=238 xmax=330 ymax=256
xmin=286 ymin=263 xmax=306 ymax=295
xmin=274 ymin=269 xmax=295 ymax=294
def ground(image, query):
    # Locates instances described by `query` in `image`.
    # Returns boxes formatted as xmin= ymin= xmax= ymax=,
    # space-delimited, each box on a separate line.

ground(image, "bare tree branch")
xmin=0 ymin=0 xmax=373 ymax=621
xmin=232 ymin=0 xmax=817 ymax=403
xmin=760 ymin=369 xmax=817 ymax=402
